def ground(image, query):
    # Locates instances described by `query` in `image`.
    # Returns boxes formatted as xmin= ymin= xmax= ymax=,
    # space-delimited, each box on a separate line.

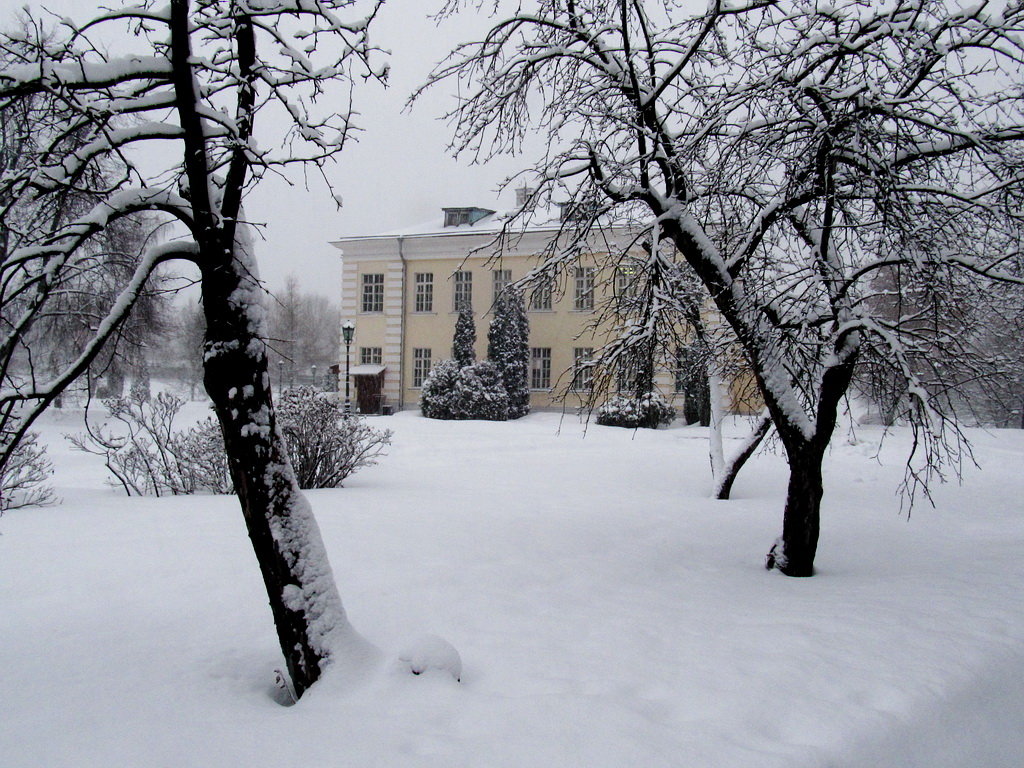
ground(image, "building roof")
xmin=331 ymin=206 xmax=568 ymax=245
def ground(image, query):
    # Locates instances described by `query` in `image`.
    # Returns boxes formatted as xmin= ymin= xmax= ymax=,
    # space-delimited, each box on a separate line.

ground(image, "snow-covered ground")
xmin=3 ymin=406 xmax=1023 ymax=767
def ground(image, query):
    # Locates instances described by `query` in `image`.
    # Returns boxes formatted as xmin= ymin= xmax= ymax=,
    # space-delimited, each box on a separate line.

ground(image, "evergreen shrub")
xmin=420 ymin=359 xmax=509 ymax=420
xmin=596 ymin=392 xmax=676 ymax=429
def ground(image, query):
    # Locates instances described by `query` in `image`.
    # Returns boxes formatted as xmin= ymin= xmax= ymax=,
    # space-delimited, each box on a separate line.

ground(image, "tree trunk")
xmin=714 ymin=414 xmax=771 ymax=500
xmin=766 ymin=447 xmax=823 ymax=577
xmin=200 ymin=247 xmax=367 ymax=698
xmin=708 ymin=372 xmax=726 ymax=479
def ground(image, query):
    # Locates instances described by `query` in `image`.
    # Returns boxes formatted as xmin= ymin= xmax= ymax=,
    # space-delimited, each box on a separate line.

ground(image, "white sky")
xmin=0 ymin=0 xmax=531 ymax=296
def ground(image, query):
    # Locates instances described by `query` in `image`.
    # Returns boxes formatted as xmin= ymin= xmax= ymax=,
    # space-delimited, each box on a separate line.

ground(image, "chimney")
xmin=515 ymin=185 xmax=534 ymax=209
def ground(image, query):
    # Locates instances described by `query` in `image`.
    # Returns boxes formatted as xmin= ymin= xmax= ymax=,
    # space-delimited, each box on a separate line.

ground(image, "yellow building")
xmin=331 ymin=203 xmax=706 ymax=414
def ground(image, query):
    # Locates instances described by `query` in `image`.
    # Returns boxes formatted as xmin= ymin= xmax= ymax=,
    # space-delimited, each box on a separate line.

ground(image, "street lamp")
xmin=341 ymin=320 xmax=355 ymax=415
xmin=277 ymin=359 xmax=284 ymax=391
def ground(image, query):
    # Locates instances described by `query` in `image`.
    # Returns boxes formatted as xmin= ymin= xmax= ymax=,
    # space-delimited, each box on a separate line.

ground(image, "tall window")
xmin=616 ymin=266 xmax=639 ymax=300
xmin=572 ymin=347 xmax=594 ymax=391
xmin=492 ymin=269 xmax=512 ymax=304
xmin=617 ymin=358 xmax=637 ymax=393
xmin=414 ymin=272 xmax=433 ymax=312
xmin=574 ymin=267 xmax=595 ymax=311
xmin=530 ymin=348 xmax=552 ymax=390
xmin=453 ymin=270 xmax=472 ymax=311
xmin=361 ymin=273 xmax=384 ymax=313
xmin=412 ymin=348 xmax=432 ymax=388
xmin=530 ymin=276 xmax=552 ymax=311
xmin=360 ymin=347 xmax=382 ymax=366
xmin=675 ymin=348 xmax=687 ymax=393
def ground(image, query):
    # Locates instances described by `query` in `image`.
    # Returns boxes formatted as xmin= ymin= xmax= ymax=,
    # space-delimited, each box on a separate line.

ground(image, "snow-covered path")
xmin=2 ymin=408 xmax=1023 ymax=767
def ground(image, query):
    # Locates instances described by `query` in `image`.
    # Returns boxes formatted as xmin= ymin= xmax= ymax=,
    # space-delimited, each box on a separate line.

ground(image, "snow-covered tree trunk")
xmin=767 ymin=445 xmax=825 ymax=577
xmin=713 ymin=413 xmax=771 ymax=501
xmin=200 ymin=230 xmax=364 ymax=696
xmin=708 ymin=373 xmax=726 ymax=483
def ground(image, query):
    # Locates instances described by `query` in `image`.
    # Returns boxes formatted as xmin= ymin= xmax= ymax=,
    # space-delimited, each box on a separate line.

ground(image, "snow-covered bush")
xmin=0 ymin=431 xmax=56 ymax=512
xmin=419 ymin=360 xmax=509 ymax=421
xmin=276 ymin=386 xmax=392 ymax=488
xmin=177 ymin=417 xmax=233 ymax=494
xmin=72 ymin=387 xmax=390 ymax=494
xmin=69 ymin=390 xmax=226 ymax=496
xmin=596 ymin=393 xmax=676 ymax=429
xmin=452 ymin=361 xmax=510 ymax=421
xmin=419 ymin=359 xmax=462 ymax=420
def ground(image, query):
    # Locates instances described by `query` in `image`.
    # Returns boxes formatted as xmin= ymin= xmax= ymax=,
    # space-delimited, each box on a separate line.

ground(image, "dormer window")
xmin=443 ymin=207 xmax=495 ymax=227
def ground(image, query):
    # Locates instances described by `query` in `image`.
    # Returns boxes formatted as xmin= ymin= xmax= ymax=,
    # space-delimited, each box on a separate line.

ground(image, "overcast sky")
xmin=1 ymin=0 xmax=532 ymax=297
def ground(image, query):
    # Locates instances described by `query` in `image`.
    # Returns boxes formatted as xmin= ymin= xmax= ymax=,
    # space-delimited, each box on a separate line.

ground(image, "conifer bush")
xmin=487 ymin=288 xmax=530 ymax=419
xmin=419 ymin=359 xmax=462 ymax=420
xmin=596 ymin=392 xmax=676 ymax=429
xmin=419 ymin=360 xmax=509 ymax=420
xmin=453 ymin=305 xmax=477 ymax=367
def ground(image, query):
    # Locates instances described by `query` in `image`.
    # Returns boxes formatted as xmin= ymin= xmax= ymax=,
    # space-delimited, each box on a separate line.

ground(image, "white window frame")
xmin=453 ymin=270 xmax=473 ymax=311
xmin=360 ymin=347 xmax=382 ymax=366
xmin=493 ymin=269 xmax=512 ymax=304
xmin=574 ymin=267 xmax=595 ymax=311
xmin=530 ymin=276 xmax=553 ymax=311
xmin=572 ymin=347 xmax=594 ymax=392
xmin=414 ymin=272 xmax=433 ymax=313
xmin=530 ymin=347 xmax=552 ymax=390
xmin=361 ymin=273 xmax=384 ymax=313
xmin=412 ymin=348 xmax=432 ymax=388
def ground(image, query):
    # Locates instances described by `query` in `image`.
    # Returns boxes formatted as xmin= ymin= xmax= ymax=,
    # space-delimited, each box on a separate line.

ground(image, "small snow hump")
xmin=396 ymin=634 xmax=462 ymax=682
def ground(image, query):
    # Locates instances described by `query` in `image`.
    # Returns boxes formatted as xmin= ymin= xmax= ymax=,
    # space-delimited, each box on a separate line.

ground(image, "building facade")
xmin=332 ymin=205 xmax=743 ymax=415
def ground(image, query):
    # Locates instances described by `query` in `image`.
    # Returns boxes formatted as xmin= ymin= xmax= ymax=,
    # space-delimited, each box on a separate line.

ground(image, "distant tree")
xmin=173 ymin=300 xmax=208 ymax=400
xmin=487 ymin=287 xmax=529 ymax=419
xmin=266 ymin=275 xmax=341 ymax=389
xmin=453 ymin=304 xmax=476 ymax=367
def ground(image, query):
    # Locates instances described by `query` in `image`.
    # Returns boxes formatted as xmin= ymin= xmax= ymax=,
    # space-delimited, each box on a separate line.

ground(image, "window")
xmin=361 ymin=273 xmax=384 ymax=313
xmin=360 ymin=347 xmax=382 ymax=366
xmin=530 ymin=348 xmax=552 ymax=390
xmin=530 ymin=276 xmax=553 ymax=311
xmin=453 ymin=270 xmax=472 ymax=311
xmin=443 ymin=207 xmax=495 ymax=227
xmin=617 ymin=358 xmax=637 ymax=393
xmin=675 ymin=348 xmax=687 ymax=393
xmin=572 ymin=347 xmax=594 ymax=392
xmin=616 ymin=266 xmax=639 ymax=300
xmin=445 ymin=209 xmax=471 ymax=227
xmin=574 ymin=267 xmax=595 ymax=311
xmin=412 ymin=348 xmax=432 ymax=388
xmin=414 ymin=272 xmax=433 ymax=312
xmin=492 ymin=269 xmax=512 ymax=304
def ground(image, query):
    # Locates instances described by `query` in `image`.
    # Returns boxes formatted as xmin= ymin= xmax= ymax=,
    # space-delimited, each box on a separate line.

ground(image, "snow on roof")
xmin=333 ymin=206 xmax=567 ymax=243
xmin=349 ymin=364 xmax=386 ymax=376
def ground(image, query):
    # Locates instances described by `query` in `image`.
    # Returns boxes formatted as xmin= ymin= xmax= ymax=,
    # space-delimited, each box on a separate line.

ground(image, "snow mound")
xmin=396 ymin=634 xmax=462 ymax=682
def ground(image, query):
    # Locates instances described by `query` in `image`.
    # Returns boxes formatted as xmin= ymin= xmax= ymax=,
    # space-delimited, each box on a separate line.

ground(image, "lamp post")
xmin=277 ymin=359 xmax=284 ymax=392
xmin=341 ymin=320 xmax=354 ymax=415
xmin=310 ymin=364 xmax=318 ymax=389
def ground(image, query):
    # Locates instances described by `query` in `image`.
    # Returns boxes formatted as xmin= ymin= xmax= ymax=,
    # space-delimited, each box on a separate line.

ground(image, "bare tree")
xmin=267 ymin=274 xmax=341 ymax=389
xmin=428 ymin=0 xmax=1024 ymax=575
xmin=0 ymin=0 xmax=385 ymax=696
